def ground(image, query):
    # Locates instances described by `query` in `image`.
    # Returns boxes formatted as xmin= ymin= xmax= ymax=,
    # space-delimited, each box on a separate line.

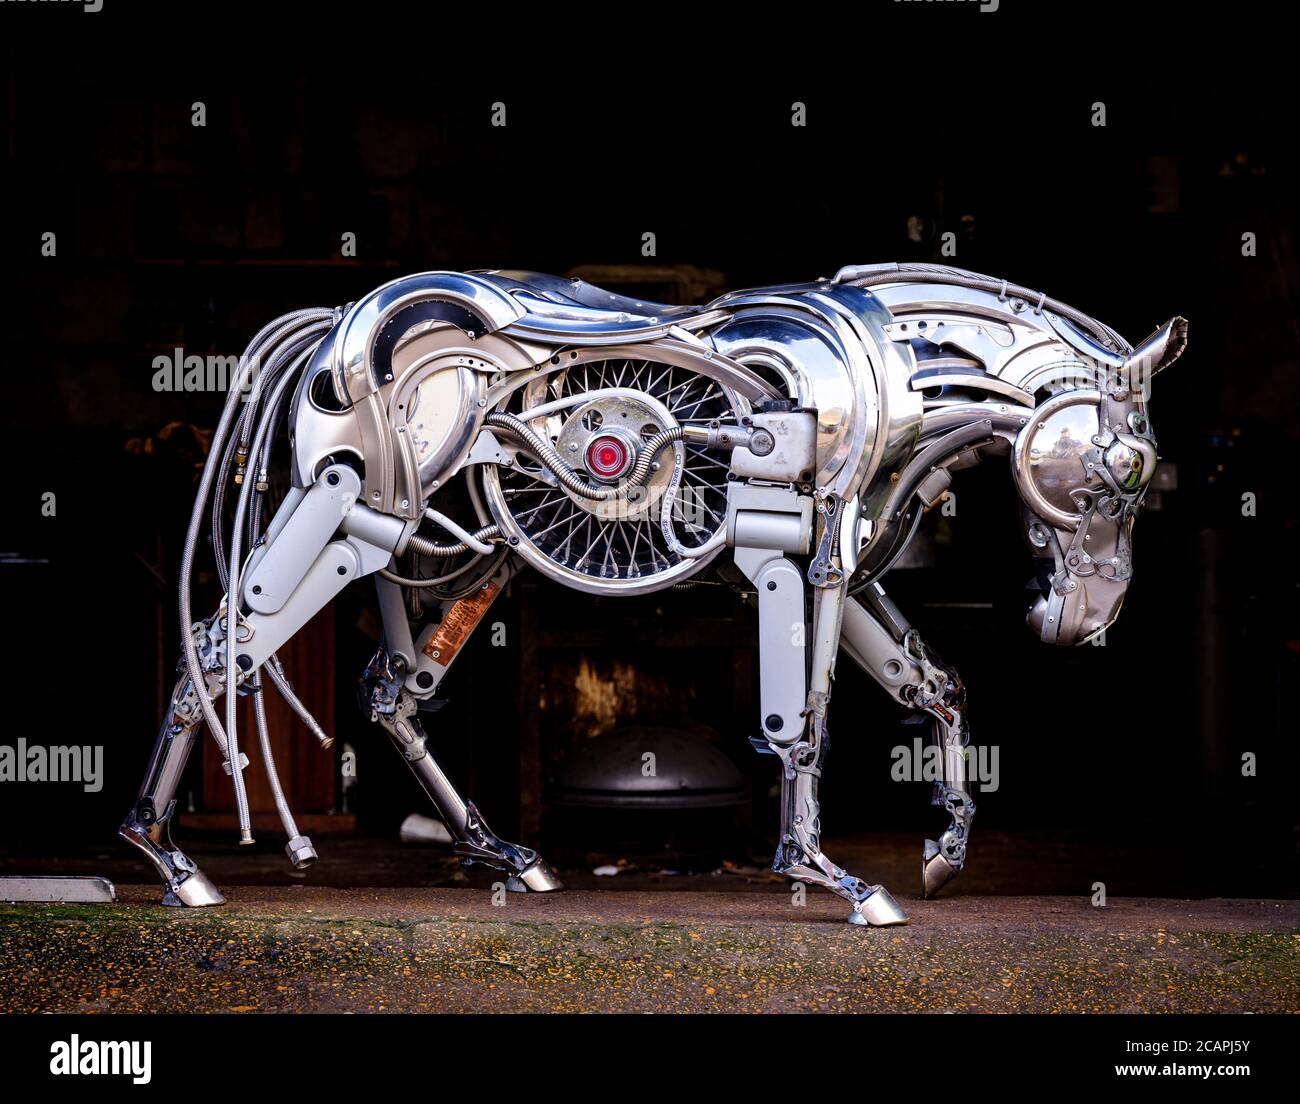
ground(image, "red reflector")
xmin=586 ymin=435 xmax=629 ymax=477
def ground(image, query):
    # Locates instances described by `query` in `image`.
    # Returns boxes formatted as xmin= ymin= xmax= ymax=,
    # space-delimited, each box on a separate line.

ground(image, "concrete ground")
xmin=2 ymin=886 xmax=1296 ymax=1013
xmin=8 ymin=828 xmax=1294 ymax=897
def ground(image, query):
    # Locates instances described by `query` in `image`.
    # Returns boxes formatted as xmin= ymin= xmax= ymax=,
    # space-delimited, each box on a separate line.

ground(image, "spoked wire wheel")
xmin=482 ymin=354 xmax=745 ymax=594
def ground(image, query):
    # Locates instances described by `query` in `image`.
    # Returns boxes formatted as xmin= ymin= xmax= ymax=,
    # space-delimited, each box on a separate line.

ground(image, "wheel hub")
xmin=555 ymin=396 xmax=673 ymax=522
xmin=585 ymin=433 xmax=634 ymax=481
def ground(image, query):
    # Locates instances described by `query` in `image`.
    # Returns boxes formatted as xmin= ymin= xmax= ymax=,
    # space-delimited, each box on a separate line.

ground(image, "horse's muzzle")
xmin=1027 ymin=570 xmax=1128 ymax=645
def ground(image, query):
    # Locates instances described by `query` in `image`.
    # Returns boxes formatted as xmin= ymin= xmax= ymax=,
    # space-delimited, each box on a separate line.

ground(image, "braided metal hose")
xmin=263 ymin=656 xmax=332 ymax=747
xmin=249 ymin=670 xmax=302 ymax=845
xmin=222 ymin=348 xmax=316 ymax=842
xmin=212 ymin=324 xmax=332 ymax=587
xmin=209 ymin=325 xmax=336 ymax=765
xmin=177 ymin=309 xmax=332 ymax=777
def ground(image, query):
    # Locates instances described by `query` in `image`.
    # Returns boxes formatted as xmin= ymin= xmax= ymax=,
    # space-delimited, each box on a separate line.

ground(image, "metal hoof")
xmin=512 ymin=858 xmax=564 ymax=893
xmin=848 ymin=885 xmax=909 ymax=927
xmin=922 ymin=839 xmax=959 ymax=898
xmin=163 ymin=870 xmax=226 ymax=908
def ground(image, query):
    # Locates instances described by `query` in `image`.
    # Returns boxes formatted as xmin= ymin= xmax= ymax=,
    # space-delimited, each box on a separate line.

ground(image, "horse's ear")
xmin=1125 ymin=316 xmax=1188 ymax=378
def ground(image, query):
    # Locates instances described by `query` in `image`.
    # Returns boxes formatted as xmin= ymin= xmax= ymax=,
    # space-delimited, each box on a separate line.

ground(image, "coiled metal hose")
xmin=379 ymin=407 xmax=684 ymax=590
xmin=406 ymin=524 xmax=502 ymax=558
xmin=380 ymin=475 xmax=506 ymax=592
xmin=378 ymin=525 xmax=505 ymax=589
xmin=483 ymin=411 xmax=684 ymax=501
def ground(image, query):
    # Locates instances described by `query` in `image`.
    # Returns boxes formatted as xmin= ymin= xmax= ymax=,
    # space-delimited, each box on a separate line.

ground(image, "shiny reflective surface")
xmin=1023 ymin=400 xmax=1101 ymax=519
xmin=128 ymin=261 xmax=1186 ymax=929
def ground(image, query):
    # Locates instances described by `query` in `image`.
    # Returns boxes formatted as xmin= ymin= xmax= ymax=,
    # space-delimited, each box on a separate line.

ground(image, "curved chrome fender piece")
xmin=322 ymin=271 xmax=528 ymax=403
xmin=706 ymin=281 xmax=921 ymax=505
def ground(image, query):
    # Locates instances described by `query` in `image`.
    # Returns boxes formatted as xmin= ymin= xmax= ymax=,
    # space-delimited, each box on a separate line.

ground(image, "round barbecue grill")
xmin=551 ymin=725 xmax=749 ymax=810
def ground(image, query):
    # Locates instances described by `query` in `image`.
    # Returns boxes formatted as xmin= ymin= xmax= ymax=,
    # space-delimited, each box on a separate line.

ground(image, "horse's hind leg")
xmin=361 ymin=648 xmax=562 ymax=892
xmin=122 ymin=465 xmax=405 ymax=905
xmin=119 ymin=674 xmax=226 ymax=907
xmin=364 ymin=573 xmax=562 ymax=892
xmin=841 ymin=583 xmax=976 ymax=898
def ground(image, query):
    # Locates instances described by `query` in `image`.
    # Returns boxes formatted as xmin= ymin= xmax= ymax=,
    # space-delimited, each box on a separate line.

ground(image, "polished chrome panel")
xmin=322 ymin=271 xmax=526 ymax=402
xmin=1012 ymin=389 xmax=1104 ymax=528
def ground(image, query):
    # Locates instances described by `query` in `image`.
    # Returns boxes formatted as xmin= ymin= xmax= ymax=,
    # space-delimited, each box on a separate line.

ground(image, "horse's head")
xmin=1013 ymin=316 xmax=1187 ymax=644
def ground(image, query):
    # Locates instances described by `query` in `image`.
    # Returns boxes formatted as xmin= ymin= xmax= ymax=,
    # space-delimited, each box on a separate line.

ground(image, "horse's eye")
xmin=1105 ymin=435 xmax=1157 ymax=492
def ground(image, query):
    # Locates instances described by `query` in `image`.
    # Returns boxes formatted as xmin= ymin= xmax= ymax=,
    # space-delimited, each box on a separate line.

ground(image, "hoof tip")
xmin=514 ymin=859 xmax=564 ymax=894
xmin=849 ymin=886 xmax=909 ymax=927
xmin=922 ymin=840 xmax=959 ymax=898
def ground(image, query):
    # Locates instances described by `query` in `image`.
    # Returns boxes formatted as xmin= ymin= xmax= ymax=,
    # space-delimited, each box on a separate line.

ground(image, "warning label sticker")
xmin=422 ymin=583 xmax=499 ymax=665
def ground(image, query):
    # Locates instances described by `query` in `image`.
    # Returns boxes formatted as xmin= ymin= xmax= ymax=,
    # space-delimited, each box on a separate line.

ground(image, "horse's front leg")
xmin=365 ymin=571 xmax=562 ymax=893
xmin=841 ymin=582 xmax=976 ymax=897
xmin=770 ymin=734 xmax=912 ymax=926
xmin=739 ymin=538 xmax=908 ymax=927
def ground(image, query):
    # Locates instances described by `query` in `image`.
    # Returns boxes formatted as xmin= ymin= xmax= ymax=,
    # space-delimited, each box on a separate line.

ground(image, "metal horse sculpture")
xmin=122 ymin=263 xmax=1186 ymax=926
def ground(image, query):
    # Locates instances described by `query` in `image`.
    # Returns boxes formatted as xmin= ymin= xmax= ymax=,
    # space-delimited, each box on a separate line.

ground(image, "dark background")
xmin=1 ymin=17 xmax=1296 ymax=899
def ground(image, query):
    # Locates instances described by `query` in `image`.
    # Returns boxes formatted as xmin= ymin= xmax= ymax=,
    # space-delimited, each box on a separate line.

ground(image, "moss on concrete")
xmin=1 ymin=893 xmax=1295 ymax=1013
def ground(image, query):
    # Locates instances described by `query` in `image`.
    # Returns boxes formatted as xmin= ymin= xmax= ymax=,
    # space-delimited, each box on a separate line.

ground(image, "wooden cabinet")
xmin=191 ymin=607 xmax=352 ymax=833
